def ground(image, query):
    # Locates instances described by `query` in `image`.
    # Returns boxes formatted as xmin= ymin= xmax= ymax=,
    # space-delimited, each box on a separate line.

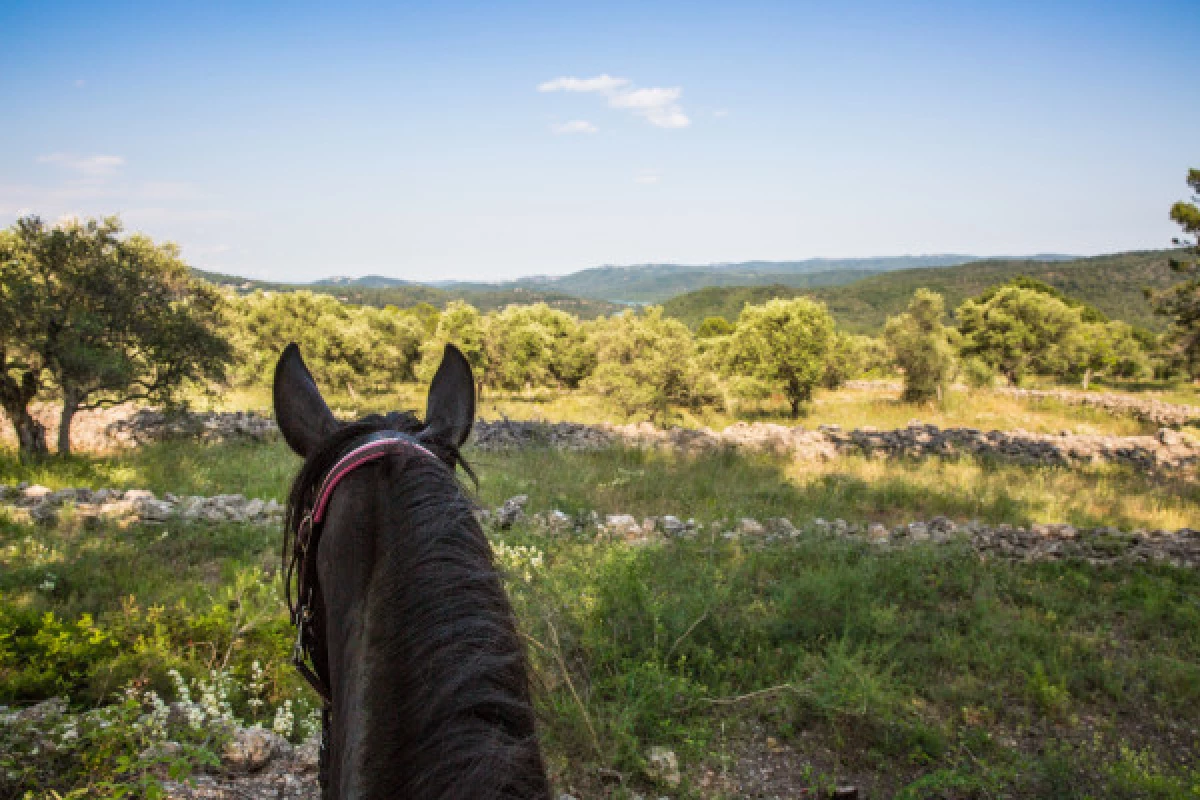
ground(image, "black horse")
xmin=275 ymin=342 xmax=551 ymax=799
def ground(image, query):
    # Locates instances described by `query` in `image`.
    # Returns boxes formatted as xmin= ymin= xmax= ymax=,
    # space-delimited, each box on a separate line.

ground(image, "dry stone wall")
xmin=485 ymin=495 xmax=1200 ymax=569
xmin=5 ymin=403 xmax=1199 ymax=472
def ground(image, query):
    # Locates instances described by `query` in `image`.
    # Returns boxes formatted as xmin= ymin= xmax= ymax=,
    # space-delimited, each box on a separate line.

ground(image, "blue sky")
xmin=1 ymin=1 xmax=1196 ymax=282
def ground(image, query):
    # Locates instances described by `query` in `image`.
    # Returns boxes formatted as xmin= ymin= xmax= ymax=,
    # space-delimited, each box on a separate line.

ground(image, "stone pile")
xmin=0 ymin=404 xmax=280 ymax=452
xmin=105 ymin=409 xmax=278 ymax=447
xmin=0 ymin=484 xmax=284 ymax=527
xmin=487 ymin=497 xmax=1200 ymax=568
xmin=473 ymin=418 xmax=1199 ymax=472
xmin=996 ymin=387 xmax=1200 ymax=428
xmin=161 ymin=727 xmax=319 ymax=799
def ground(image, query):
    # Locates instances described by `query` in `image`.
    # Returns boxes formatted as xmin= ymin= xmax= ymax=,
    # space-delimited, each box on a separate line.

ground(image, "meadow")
xmin=3 ymin=381 xmax=1200 ymax=798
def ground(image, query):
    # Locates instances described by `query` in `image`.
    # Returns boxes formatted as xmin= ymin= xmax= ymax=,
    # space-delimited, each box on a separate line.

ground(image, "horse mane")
xmin=283 ymin=412 xmax=550 ymax=799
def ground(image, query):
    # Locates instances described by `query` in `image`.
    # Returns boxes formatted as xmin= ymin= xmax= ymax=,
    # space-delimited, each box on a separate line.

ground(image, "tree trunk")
xmin=9 ymin=405 xmax=48 ymax=460
xmin=58 ymin=387 xmax=79 ymax=456
xmin=789 ymin=394 xmax=801 ymax=419
xmin=1082 ymin=368 xmax=1092 ymax=391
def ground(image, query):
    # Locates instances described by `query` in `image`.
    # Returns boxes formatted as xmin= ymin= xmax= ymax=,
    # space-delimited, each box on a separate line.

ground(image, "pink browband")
xmin=311 ymin=436 xmax=438 ymax=524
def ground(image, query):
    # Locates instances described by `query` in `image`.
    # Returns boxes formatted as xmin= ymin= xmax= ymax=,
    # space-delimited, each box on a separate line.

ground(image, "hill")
xmin=440 ymin=256 xmax=1014 ymax=304
xmin=662 ymin=250 xmax=1177 ymax=332
xmin=189 ymin=269 xmax=624 ymax=319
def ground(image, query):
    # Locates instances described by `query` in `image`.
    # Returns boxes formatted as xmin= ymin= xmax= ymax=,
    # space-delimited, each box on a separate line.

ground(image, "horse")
xmin=274 ymin=342 xmax=551 ymax=799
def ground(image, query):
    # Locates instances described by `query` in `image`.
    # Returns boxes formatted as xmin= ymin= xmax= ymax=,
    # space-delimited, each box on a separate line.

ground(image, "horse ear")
xmin=273 ymin=343 xmax=338 ymax=458
xmin=420 ymin=344 xmax=475 ymax=450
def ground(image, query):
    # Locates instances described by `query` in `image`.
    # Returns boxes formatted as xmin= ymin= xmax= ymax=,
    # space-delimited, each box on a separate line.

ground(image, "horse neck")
xmin=323 ymin=463 xmax=550 ymax=800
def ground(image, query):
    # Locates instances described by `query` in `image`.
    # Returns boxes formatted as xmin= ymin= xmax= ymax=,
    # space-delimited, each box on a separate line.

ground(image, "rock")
xmin=645 ymin=745 xmax=681 ymax=788
xmin=124 ymin=489 xmax=157 ymax=503
xmin=17 ymin=697 xmax=67 ymax=722
xmin=19 ymin=485 xmax=53 ymax=505
xmin=137 ymin=499 xmax=175 ymax=522
xmin=222 ymin=727 xmax=288 ymax=773
xmin=293 ymin=734 xmax=320 ymax=773
xmin=604 ymin=514 xmax=641 ymax=537
xmin=867 ymin=523 xmax=890 ymax=543
xmin=737 ymin=517 xmax=765 ymax=536
xmin=495 ymin=495 xmax=528 ymax=529
xmin=907 ymin=522 xmax=931 ymax=542
xmin=660 ymin=515 xmax=687 ymax=536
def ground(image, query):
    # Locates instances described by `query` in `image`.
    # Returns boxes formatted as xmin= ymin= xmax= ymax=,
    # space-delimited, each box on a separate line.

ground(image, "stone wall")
xmin=485 ymin=495 xmax=1200 ymax=569
xmin=4 ymin=404 xmax=1197 ymax=473
xmin=474 ymin=419 xmax=1200 ymax=473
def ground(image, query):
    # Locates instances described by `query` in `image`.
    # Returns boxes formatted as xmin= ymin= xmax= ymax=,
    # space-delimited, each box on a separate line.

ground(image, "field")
xmin=2 ymin=384 xmax=1200 ymax=798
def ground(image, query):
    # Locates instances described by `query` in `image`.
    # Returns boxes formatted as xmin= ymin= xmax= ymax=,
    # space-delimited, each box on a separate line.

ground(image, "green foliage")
xmin=695 ymin=316 xmax=734 ymax=338
xmin=481 ymin=304 xmax=596 ymax=390
xmin=1153 ymin=168 xmax=1200 ymax=377
xmin=725 ymin=297 xmax=836 ymax=416
xmin=957 ymin=286 xmax=1089 ymax=385
xmin=884 ymin=290 xmax=957 ymax=402
xmin=0 ymin=216 xmax=231 ymax=456
xmin=420 ymin=300 xmax=488 ymax=381
xmin=228 ymin=290 xmax=426 ymax=390
xmin=585 ymin=308 xmax=721 ymax=420
xmin=822 ymin=333 xmax=883 ymax=389
xmin=663 ymin=250 xmax=1179 ymax=333
xmin=961 ymin=356 xmax=996 ymax=389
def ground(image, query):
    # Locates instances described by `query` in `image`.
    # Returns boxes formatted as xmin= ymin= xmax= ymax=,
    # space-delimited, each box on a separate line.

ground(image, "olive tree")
xmin=956 ymin=286 xmax=1086 ymax=385
xmin=884 ymin=289 xmax=957 ymax=402
xmin=725 ymin=297 xmax=835 ymax=417
xmin=585 ymin=307 xmax=719 ymax=420
xmin=0 ymin=216 xmax=231 ymax=457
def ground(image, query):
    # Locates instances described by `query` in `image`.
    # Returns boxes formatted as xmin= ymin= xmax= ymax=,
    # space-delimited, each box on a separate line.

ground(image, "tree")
xmin=956 ymin=286 xmax=1086 ymax=385
xmin=1152 ymin=168 xmax=1200 ymax=376
xmin=1078 ymin=321 xmax=1150 ymax=388
xmin=696 ymin=316 xmax=734 ymax=338
xmin=0 ymin=216 xmax=231 ymax=457
xmin=884 ymin=290 xmax=957 ymax=402
xmin=482 ymin=304 xmax=595 ymax=390
xmin=725 ymin=297 xmax=834 ymax=417
xmin=419 ymin=301 xmax=489 ymax=387
xmin=585 ymin=307 xmax=719 ymax=420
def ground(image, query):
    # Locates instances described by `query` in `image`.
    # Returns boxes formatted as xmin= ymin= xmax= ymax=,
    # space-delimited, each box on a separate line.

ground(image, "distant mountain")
xmin=430 ymin=255 xmax=1079 ymax=304
xmin=661 ymin=251 xmax=1175 ymax=333
xmin=313 ymin=275 xmax=417 ymax=289
xmin=188 ymin=268 xmax=624 ymax=319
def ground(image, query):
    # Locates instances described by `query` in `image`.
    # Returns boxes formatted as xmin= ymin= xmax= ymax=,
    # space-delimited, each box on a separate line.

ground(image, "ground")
xmin=2 ymin=382 xmax=1199 ymax=799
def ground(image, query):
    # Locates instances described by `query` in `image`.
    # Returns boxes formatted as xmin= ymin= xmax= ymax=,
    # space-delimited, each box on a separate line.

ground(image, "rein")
xmin=285 ymin=430 xmax=439 ymax=790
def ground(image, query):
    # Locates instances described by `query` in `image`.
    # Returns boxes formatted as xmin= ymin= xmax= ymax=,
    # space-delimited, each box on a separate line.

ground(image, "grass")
xmin=2 ymin=468 xmax=1198 ymax=796
xmin=202 ymin=381 xmax=1166 ymax=436
xmin=3 ymin=437 xmax=1197 ymax=533
xmin=3 ymin=400 xmax=1200 ymax=797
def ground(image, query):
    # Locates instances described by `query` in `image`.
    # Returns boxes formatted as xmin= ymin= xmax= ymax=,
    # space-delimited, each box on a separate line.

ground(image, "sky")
xmin=1 ymin=1 xmax=1197 ymax=283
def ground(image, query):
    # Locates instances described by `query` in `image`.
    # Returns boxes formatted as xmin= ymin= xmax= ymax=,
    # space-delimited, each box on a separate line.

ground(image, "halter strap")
xmin=288 ymin=430 xmax=440 ymax=708
xmin=311 ymin=433 xmax=438 ymax=524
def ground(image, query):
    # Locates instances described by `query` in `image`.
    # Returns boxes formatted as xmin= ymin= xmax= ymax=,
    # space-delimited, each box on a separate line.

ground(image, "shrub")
xmin=884 ymin=290 xmax=957 ymax=402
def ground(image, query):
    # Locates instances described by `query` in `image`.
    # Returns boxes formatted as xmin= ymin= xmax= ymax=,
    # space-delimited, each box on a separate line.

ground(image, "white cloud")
xmin=635 ymin=170 xmax=662 ymax=185
xmin=538 ymin=74 xmax=691 ymax=130
xmin=551 ymin=120 xmax=598 ymax=135
xmin=37 ymin=153 xmax=126 ymax=177
xmin=538 ymin=74 xmax=628 ymax=93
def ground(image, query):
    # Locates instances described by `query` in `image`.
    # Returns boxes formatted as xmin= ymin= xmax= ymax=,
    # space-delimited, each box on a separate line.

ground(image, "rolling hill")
xmin=189 ymin=270 xmax=624 ymax=319
xmin=662 ymin=250 xmax=1178 ymax=333
xmin=436 ymin=255 xmax=1033 ymax=304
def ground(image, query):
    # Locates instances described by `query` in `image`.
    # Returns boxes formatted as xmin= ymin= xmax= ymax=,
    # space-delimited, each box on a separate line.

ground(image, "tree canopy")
xmin=0 ymin=216 xmax=232 ymax=456
xmin=724 ymin=297 xmax=835 ymax=417
xmin=1153 ymin=168 xmax=1200 ymax=376
xmin=884 ymin=289 xmax=957 ymax=402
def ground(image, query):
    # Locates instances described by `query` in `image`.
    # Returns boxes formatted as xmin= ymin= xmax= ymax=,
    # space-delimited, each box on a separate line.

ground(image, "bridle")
xmin=285 ymin=429 xmax=440 ymax=791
